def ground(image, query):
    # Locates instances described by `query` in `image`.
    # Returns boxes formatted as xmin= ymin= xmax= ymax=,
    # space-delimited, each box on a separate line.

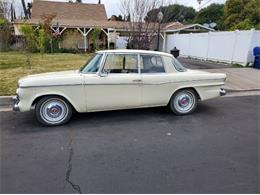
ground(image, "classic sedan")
xmin=13 ymin=50 xmax=226 ymax=126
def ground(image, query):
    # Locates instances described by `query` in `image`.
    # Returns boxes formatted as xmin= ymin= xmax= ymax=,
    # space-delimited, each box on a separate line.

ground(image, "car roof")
xmin=96 ymin=49 xmax=173 ymax=57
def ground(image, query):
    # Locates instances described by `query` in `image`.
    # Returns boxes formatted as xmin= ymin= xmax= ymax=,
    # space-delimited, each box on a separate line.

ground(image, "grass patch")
xmin=231 ymin=63 xmax=246 ymax=68
xmin=0 ymin=52 xmax=92 ymax=95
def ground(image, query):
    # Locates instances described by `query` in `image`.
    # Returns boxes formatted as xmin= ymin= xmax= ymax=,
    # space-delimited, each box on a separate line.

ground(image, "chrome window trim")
xmin=96 ymin=53 xmax=107 ymax=75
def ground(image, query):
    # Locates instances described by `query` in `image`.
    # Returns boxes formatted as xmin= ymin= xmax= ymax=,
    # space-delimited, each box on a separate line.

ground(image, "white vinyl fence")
xmin=116 ymin=36 xmax=128 ymax=49
xmin=165 ymin=29 xmax=260 ymax=66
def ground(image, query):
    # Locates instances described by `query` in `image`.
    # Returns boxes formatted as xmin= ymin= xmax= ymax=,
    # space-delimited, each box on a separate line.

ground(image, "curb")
xmin=0 ymin=96 xmax=15 ymax=106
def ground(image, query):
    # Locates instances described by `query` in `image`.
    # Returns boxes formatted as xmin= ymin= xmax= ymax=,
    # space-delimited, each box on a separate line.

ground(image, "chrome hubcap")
xmin=40 ymin=99 xmax=68 ymax=124
xmin=174 ymin=92 xmax=195 ymax=113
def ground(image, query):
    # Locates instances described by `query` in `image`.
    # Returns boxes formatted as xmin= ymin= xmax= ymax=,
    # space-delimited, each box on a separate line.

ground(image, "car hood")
xmin=19 ymin=70 xmax=83 ymax=88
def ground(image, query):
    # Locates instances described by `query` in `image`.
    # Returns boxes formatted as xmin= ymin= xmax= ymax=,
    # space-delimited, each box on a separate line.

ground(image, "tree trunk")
xmin=21 ymin=0 xmax=27 ymax=19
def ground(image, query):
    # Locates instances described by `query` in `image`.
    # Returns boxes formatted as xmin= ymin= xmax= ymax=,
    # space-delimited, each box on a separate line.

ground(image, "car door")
xmin=140 ymin=54 xmax=170 ymax=106
xmin=85 ymin=53 xmax=142 ymax=111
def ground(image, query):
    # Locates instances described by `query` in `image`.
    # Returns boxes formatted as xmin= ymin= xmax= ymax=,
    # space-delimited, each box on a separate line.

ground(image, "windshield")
xmin=172 ymin=57 xmax=187 ymax=72
xmin=80 ymin=54 xmax=103 ymax=73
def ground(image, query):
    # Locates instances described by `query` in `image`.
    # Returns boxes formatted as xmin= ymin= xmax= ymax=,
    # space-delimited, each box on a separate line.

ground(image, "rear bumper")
xmin=12 ymin=96 xmax=20 ymax=111
xmin=220 ymin=88 xmax=226 ymax=96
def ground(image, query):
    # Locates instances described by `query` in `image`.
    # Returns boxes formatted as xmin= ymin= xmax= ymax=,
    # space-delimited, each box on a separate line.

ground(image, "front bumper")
xmin=12 ymin=96 xmax=20 ymax=111
xmin=220 ymin=88 xmax=226 ymax=96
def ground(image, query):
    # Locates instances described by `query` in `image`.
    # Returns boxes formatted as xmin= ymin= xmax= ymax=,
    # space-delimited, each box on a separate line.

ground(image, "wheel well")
xmin=32 ymin=95 xmax=76 ymax=111
xmin=168 ymin=87 xmax=201 ymax=105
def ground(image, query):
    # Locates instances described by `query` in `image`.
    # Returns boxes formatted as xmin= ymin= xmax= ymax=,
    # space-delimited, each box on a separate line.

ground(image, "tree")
xmin=195 ymin=3 xmax=224 ymax=30
xmin=121 ymin=0 xmax=163 ymax=50
xmin=146 ymin=4 xmax=196 ymax=24
xmin=223 ymin=0 xmax=260 ymax=30
xmin=20 ymin=24 xmax=36 ymax=68
xmin=89 ymin=27 xmax=101 ymax=51
xmin=21 ymin=0 xmax=28 ymax=19
xmin=0 ymin=1 xmax=12 ymax=51
xmin=117 ymin=14 xmax=124 ymax=21
xmin=0 ymin=0 xmax=10 ymax=20
xmin=0 ymin=18 xmax=11 ymax=51
xmin=76 ymin=0 xmax=82 ymax=2
xmin=20 ymin=14 xmax=58 ymax=67
xmin=10 ymin=3 xmax=16 ymax=22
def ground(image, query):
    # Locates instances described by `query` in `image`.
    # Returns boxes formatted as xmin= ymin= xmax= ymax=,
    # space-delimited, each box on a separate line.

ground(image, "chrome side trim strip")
xmin=85 ymin=78 xmax=223 ymax=85
xmin=20 ymin=83 xmax=83 ymax=88
xmin=20 ymin=78 xmax=223 ymax=88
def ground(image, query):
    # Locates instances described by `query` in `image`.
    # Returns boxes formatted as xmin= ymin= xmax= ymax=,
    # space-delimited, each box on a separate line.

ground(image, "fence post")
xmin=231 ymin=30 xmax=239 ymax=64
xmin=188 ymin=33 xmax=192 ymax=57
xmin=205 ymin=31 xmax=211 ymax=61
xmin=245 ymin=28 xmax=255 ymax=65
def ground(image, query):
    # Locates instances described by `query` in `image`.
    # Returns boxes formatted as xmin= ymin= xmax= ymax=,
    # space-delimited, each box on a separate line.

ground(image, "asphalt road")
xmin=0 ymin=95 xmax=259 ymax=193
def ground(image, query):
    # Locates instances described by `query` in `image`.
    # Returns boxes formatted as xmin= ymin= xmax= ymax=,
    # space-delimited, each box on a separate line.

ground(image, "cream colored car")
xmin=13 ymin=50 xmax=226 ymax=126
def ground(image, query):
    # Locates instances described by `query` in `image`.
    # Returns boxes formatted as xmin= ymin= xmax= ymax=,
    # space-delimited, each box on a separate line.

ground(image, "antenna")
xmin=209 ymin=22 xmax=217 ymax=28
xmin=197 ymin=0 xmax=203 ymax=11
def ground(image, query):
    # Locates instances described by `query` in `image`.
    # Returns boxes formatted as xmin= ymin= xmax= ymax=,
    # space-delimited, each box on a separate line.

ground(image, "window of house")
xmin=103 ymin=54 xmax=138 ymax=73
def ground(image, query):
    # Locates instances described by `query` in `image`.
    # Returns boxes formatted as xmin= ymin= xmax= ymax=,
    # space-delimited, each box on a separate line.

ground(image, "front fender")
xmin=17 ymin=85 xmax=86 ymax=112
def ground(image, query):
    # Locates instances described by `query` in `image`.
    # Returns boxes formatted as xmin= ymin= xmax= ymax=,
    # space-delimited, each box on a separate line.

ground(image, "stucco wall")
xmin=60 ymin=29 xmax=84 ymax=49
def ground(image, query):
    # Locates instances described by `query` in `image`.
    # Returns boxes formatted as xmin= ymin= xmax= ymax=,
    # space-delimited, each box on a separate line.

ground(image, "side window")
xmin=103 ymin=54 xmax=138 ymax=73
xmin=140 ymin=55 xmax=165 ymax=73
xmin=81 ymin=54 xmax=103 ymax=73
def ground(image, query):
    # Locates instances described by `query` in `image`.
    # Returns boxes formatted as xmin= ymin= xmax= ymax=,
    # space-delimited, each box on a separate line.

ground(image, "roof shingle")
xmin=31 ymin=0 xmax=107 ymax=21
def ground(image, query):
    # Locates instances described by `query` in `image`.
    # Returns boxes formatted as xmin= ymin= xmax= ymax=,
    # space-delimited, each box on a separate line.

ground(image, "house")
xmin=13 ymin=0 xmax=214 ymax=52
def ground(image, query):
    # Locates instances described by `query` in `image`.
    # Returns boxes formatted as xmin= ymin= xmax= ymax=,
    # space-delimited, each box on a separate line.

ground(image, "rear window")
xmin=172 ymin=57 xmax=187 ymax=72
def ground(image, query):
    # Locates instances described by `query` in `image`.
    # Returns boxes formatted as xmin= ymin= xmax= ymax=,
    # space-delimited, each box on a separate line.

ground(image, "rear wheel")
xmin=35 ymin=96 xmax=72 ymax=126
xmin=169 ymin=89 xmax=198 ymax=115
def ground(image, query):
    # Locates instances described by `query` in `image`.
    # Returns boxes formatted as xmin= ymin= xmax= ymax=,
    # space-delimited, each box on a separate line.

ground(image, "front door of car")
xmin=85 ymin=53 xmax=142 ymax=111
xmin=140 ymin=54 xmax=169 ymax=106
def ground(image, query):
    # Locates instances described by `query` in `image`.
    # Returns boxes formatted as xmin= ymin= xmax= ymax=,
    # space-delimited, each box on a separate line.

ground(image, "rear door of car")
xmin=140 ymin=54 xmax=170 ymax=106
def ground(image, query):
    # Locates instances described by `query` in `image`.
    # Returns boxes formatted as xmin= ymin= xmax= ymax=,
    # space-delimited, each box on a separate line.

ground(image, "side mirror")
xmin=98 ymin=71 xmax=108 ymax=77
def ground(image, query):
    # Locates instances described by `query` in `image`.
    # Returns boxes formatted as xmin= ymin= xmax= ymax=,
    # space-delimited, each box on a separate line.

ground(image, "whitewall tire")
xmin=169 ymin=89 xmax=198 ymax=115
xmin=35 ymin=96 xmax=72 ymax=126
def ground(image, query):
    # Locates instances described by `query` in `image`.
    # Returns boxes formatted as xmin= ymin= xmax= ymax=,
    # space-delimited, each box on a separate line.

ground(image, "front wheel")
xmin=35 ymin=96 xmax=72 ymax=126
xmin=169 ymin=89 xmax=198 ymax=115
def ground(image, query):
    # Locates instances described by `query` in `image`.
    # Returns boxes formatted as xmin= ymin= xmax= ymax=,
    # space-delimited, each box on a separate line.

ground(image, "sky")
xmin=100 ymin=0 xmax=227 ymax=16
xmin=9 ymin=0 xmax=227 ymax=18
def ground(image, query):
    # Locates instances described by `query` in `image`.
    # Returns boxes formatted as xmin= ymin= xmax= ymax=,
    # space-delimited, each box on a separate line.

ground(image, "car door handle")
xmin=132 ymin=79 xmax=142 ymax=82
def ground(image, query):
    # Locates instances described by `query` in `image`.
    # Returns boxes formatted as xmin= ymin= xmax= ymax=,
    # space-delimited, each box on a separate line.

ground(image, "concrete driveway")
xmin=178 ymin=57 xmax=232 ymax=69
xmin=178 ymin=57 xmax=260 ymax=92
xmin=1 ymin=95 xmax=259 ymax=193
